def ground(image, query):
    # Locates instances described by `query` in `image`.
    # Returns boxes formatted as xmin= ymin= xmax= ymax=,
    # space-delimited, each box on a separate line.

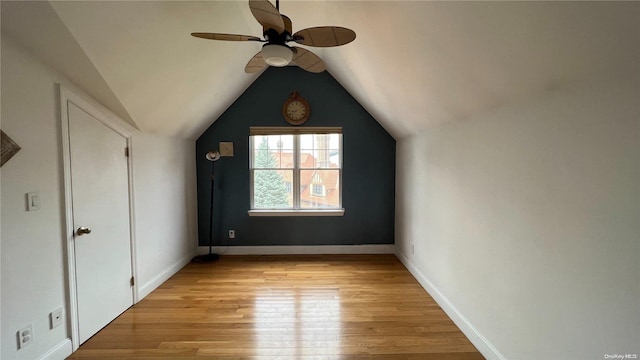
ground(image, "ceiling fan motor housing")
xmin=262 ymin=18 xmax=292 ymax=45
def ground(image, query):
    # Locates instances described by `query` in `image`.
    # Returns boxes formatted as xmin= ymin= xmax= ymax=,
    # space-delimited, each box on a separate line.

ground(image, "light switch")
xmin=27 ymin=192 xmax=40 ymax=211
xmin=219 ymin=142 xmax=234 ymax=157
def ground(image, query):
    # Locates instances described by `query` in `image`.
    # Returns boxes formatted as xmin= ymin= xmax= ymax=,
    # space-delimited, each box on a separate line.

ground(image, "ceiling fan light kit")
xmin=262 ymin=44 xmax=293 ymax=67
xmin=191 ymin=0 xmax=356 ymax=73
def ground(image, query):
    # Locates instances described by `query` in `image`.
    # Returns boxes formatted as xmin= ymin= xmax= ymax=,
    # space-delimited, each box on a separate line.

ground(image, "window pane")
xmin=300 ymin=134 xmax=341 ymax=168
xmin=252 ymin=135 xmax=294 ymax=169
xmin=253 ymin=169 xmax=293 ymax=208
xmin=300 ymin=169 xmax=340 ymax=208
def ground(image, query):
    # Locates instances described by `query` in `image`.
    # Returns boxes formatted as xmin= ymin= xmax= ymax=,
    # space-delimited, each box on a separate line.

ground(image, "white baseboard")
xmin=395 ymin=250 xmax=506 ymax=360
xmin=39 ymin=338 xmax=72 ymax=360
xmin=198 ymin=244 xmax=395 ymax=255
xmin=137 ymin=253 xmax=194 ymax=300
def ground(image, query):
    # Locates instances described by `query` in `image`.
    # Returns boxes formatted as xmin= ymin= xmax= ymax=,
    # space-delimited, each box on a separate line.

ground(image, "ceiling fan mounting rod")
xmin=276 ymin=0 xmax=279 ymax=11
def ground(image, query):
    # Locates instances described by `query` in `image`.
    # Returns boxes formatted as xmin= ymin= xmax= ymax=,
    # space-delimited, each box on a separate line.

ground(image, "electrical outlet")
xmin=17 ymin=324 xmax=33 ymax=349
xmin=229 ymin=230 xmax=235 ymax=239
xmin=50 ymin=308 xmax=63 ymax=329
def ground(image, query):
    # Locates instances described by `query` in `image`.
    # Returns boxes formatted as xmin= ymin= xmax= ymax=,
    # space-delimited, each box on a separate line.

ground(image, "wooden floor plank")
xmin=67 ymin=254 xmax=484 ymax=359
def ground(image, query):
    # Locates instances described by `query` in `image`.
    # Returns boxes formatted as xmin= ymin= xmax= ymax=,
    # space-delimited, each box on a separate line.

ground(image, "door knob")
xmin=76 ymin=227 xmax=92 ymax=235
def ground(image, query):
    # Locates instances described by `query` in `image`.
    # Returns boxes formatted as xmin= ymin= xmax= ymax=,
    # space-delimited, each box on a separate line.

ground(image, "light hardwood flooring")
xmin=68 ymin=254 xmax=484 ymax=359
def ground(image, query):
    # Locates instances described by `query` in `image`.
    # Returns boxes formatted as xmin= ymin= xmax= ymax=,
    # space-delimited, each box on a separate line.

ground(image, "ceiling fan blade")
xmin=249 ymin=0 xmax=285 ymax=34
xmin=245 ymin=51 xmax=268 ymax=73
xmin=191 ymin=33 xmax=263 ymax=42
xmin=292 ymin=47 xmax=326 ymax=73
xmin=293 ymin=26 xmax=356 ymax=47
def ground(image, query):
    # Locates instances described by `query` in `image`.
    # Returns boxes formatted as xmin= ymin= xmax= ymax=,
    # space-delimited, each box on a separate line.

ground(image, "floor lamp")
xmin=195 ymin=150 xmax=221 ymax=263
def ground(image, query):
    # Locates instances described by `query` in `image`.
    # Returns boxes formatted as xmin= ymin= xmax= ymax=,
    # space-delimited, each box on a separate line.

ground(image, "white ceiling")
xmin=3 ymin=1 xmax=639 ymax=139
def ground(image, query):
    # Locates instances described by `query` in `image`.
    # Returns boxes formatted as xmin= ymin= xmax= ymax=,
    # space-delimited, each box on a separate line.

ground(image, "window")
xmin=311 ymin=184 xmax=325 ymax=197
xmin=249 ymin=127 xmax=343 ymax=216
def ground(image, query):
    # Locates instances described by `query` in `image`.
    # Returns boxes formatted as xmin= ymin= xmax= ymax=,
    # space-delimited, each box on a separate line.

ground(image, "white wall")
xmin=1 ymin=34 xmax=197 ymax=359
xmin=132 ymin=132 xmax=197 ymax=299
xmin=395 ymin=72 xmax=640 ymax=359
xmin=1 ymin=35 xmax=70 ymax=360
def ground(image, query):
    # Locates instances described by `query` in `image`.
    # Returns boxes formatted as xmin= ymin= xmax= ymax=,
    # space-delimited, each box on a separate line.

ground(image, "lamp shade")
xmin=262 ymin=44 xmax=293 ymax=67
xmin=206 ymin=150 xmax=221 ymax=161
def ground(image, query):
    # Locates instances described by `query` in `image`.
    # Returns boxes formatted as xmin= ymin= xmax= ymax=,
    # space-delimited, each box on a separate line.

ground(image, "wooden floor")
xmin=68 ymin=254 xmax=484 ymax=359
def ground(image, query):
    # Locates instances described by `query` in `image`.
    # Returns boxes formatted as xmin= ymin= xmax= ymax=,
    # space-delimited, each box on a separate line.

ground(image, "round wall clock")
xmin=282 ymin=91 xmax=311 ymax=125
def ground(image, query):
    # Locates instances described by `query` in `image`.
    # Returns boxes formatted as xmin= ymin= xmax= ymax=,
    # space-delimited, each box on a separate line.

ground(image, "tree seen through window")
xmin=253 ymin=137 xmax=290 ymax=208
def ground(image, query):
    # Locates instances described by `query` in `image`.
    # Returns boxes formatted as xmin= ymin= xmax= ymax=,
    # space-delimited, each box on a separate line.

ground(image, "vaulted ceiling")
xmin=2 ymin=1 xmax=638 ymax=139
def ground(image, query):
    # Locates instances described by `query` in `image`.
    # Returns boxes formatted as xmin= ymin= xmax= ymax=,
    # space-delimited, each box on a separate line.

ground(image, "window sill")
xmin=248 ymin=209 xmax=345 ymax=217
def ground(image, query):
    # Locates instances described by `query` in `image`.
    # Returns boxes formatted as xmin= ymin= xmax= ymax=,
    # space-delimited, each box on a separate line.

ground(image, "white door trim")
xmin=59 ymin=84 xmax=138 ymax=351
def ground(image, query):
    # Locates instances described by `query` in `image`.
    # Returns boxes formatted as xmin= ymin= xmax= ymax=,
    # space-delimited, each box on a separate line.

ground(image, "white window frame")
xmin=248 ymin=127 xmax=344 ymax=217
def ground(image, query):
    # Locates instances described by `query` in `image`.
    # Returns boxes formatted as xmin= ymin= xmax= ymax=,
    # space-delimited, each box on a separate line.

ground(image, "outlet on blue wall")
xmin=196 ymin=66 xmax=395 ymax=247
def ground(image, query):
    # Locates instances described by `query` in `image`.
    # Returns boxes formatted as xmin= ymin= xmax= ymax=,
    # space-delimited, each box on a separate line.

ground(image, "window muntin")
xmin=250 ymin=130 xmax=342 ymax=211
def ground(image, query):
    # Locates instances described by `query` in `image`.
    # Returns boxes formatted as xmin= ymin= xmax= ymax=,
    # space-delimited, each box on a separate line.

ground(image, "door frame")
xmin=59 ymin=85 xmax=139 ymax=351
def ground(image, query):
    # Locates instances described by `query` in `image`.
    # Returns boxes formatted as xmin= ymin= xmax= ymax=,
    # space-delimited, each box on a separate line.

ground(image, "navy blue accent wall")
xmin=196 ymin=66 xmax=395 ymax=246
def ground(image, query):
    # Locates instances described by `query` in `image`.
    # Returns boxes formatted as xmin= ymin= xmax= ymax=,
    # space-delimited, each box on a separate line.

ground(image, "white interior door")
xmin=67 ymin=101 xmax=134 ymax=344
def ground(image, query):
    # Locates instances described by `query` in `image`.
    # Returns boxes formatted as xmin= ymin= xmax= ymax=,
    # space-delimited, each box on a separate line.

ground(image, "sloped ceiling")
xmin=3 ymin=1 xmax=639 ymax=139
xmin=1 ymin=1 xmax=137 ymax=128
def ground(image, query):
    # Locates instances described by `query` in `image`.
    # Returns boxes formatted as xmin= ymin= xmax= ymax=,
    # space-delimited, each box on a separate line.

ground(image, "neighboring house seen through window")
xmin=249 ymin=127 xmax=343 ymax=215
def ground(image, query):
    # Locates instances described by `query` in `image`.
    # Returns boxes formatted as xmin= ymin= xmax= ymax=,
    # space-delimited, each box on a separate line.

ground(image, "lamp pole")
xmin=194 ymin=150 xmax=221 ymax=262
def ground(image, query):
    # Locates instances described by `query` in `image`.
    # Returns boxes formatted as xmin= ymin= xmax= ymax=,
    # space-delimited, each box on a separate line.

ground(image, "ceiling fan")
xmin=191 ymin=0 xmax=356 ymax=73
